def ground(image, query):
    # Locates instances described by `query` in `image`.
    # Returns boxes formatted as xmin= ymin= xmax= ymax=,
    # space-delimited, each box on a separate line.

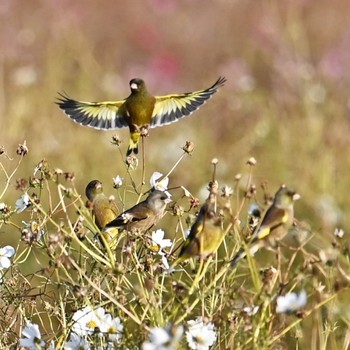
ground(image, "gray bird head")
xmin=146 ymin=190 xmax=172 ymax=212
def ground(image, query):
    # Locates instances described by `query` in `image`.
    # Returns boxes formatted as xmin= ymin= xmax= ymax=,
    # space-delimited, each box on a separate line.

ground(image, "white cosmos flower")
xmin=64 ymin=333 xmax=91 ymax=350
xmin=19 ymin=321 xmax=45 ymax=349
xmin=0 ymin=245 xmax=15 ymax=269
xmin=143 ymin=324 xmax=184 ymax=350
xmin=72 ymin=306 xmax=106 ymax=337
xmin=186 ymin=317 xmax=217 ymax=350
xmin=16 ymin=193 xmax=31 ymax=213
xmin=151 ymin=229 xmax=172 ymax=250
xmin=112 ymin=176 xmax=123 ymax=189
xmin=242 ymin=305 xmax=259 ymax=316
xmin=150 ymin=172 xmax=170 ymax=195
xmin=276 ymin=290 xmax=307 ymax=314
xmin=334 ymin=228 xmax=345 ymax=238
xmin=101 ymin=314 xmax=123 ymax=343
xmin=150 ymin=229 xmax=172 ymax=270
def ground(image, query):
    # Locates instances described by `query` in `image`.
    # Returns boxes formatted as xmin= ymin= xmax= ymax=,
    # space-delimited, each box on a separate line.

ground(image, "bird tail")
xmin=127 ymin=132 xmax=141 ymax=156
xmin=230 ymin=248 xmax=247 ymax=267
xmin=230 ymin=240 xmax=263 ymax=267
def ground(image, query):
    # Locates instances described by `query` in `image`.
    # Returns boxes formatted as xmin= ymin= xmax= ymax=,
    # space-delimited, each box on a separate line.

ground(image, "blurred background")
xmin=1 ymin=0 xmax=350 ymax=244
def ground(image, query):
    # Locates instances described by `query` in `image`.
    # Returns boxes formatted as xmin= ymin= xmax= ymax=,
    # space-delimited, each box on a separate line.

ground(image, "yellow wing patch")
xmin=150 ymin=77 xmax=226 ymax=127
xmin=57 ymin=93 xmax=128 ymax=130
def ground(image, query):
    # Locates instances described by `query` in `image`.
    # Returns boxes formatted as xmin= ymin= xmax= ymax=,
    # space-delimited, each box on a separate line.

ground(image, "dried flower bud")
xmin=16 ymin=140 xmax=28 ymax=156
xmin=221 ymin=185 xmax=233 ymax=197
xmin=111 ymin=134 xmax=122 ymax=146
xmin=247 ymin=157 xmax=257 ymax=166
xmin=189 ymin=197 xmax=200 ymax=210
xmin=126 ymin=154 xmax=138 ymax=169
xmin=234 ymin=173 xmax=242 ymax=181
xmin=182 ymin=141 xmax=195 ymax=154
xmin=172 ymin=204 xmax=184 ymax=217
xmin=64 ymin=172 xmax=75 ymax=182
xmin=54 ymin=168 xmax=64 ymax=175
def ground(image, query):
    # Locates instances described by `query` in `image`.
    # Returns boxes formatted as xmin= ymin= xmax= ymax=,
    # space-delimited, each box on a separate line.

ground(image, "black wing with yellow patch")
xmin=150 ymin=77 xmax=226 ymax=127
xmin=252 ymin=207 xmax=288 ymax=242
xmin=56 ymin=93 xmax=128 ymax=130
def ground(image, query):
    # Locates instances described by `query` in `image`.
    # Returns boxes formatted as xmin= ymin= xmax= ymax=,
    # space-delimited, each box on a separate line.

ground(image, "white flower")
xmin=72 ymin=306 xmax=106 ymax=337
xmin=19 ymin=321 xmax=45 ymax=349
xmin=151 ymin=229 xmax=172 ymax=251
xmin=276 ymin=290 xmax=307 ymax=314
xmin=112 ymin=176 xmax=123 ymax=189
xmin=186 ymin=317 xmax=217 ymax=350
xmin=242 ymin=305 xmax=259 ymax=316
xmin=143 ymin=324 xmax=184 ymax=350
xmin=159 ymin=252 xmax=170 ymax=270
xmin=150 ymin=229 xmax=172 ymax=270
xmin=150 ymin=172 xmax=170 ymax=194
xmin=0 ymin=245 xmax=15 ymax=269
xmin=16 ymin=193 xmax=31 ymax=213
xmin=64 ymin=333 xmax=91 ymax=350
xmin=0 ymin=202 xmax=7 ymax=211
xmin=334 ymin=228 xmax=345 ymax=238
xmin=100 ymin=314 xmax=123 ymax=343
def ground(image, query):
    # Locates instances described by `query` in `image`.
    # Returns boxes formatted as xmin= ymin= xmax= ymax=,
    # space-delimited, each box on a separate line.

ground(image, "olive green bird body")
xmin=230 ymin=185 xmax=300 ymax=267
xmin=57 ymin=77 xmax=226 ymax=156
xmin=105 ymin=190 xmax=171 ymax=233
xmin=85 ymin=180 xmax=120 ymax=249
xmin=174 ymin=196 xmax=224 ymax=265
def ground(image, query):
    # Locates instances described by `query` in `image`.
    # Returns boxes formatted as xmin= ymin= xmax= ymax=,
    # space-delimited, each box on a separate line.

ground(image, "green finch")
xmin=57 ymin=77 xmax=226 ymax=156
xmin=105 ymin=190 xmax=171 ymax=233
xmin=85 ymin=180 xmax=120 ymax=249
xmin=230 ymin=185 xmax=300 ymax=267
xmin=174 ymin=194 xmax=224 ymax=266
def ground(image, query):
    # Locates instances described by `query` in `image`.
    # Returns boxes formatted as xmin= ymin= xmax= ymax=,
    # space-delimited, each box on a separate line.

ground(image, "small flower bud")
xmin=182 ymin=141 xmax=195 ymax=154
xmin=17 ymin=140 xmax=28 ymax=156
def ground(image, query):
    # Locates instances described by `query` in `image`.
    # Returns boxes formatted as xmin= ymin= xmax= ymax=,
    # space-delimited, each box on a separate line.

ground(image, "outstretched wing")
xmin=150 ymin=77 xmax=226 ymax=127
xmin=56 ymin=93 xmax=129 ymax=130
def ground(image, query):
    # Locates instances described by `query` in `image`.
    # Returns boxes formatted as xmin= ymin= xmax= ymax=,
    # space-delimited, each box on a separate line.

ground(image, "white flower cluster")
xmin=142 ymin=317 xmax=217 ymax=350
xmin=19 ymin=306 xmax=123 ymax=350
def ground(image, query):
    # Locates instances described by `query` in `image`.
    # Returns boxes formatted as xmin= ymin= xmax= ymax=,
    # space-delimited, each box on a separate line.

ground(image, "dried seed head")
xmin=64 ymin=172 xmax=75 ymax=182
xmin=54 ymin=168 xmax=64 ymax=175
xmin=16 ymin=178 xmax=28 ymax=191
xmin=182 ymin=141 xmax=195 ymax=154
xmin=17 ymin=140 xmax=28 ymax=156
xmin=126 ymin=154 xmax=138 ymax=169
xmin=247 ymin=157 xmax=257 ymax=166
xmin=221 ymin=185 xmax=233 ymax=198
xmin=111 ymin=134 xmax=122 ymax=146
xmin=234 ymin=173 xmax=242 ymax=181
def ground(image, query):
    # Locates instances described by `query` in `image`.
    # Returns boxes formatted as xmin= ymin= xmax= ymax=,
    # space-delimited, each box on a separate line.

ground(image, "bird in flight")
xmin=57 ymin=77 xmax=226 ymax=156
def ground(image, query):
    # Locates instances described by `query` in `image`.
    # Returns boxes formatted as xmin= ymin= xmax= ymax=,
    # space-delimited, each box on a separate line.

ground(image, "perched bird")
xmin=85 ymin=180 xmax=120 ymax=249
xmin=57 ymin=77 xmax=226 ymax=156
xmin=105 ymin=190 xmax=171 ymax=233
xmin=173 ymin=194 xmax=224 ymax=266
xmin=230 ymin=185 xmax=300 ymax=267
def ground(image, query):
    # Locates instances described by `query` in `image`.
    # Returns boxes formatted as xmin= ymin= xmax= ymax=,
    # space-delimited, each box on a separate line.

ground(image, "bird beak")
xmin=293 ymin=193 xmax=301 ymax=201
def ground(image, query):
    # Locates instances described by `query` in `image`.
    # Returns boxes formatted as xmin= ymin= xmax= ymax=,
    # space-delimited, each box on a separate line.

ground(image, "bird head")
xmin=147 ymin=190 xmax=172 ymax=211
xmin=129 ymin=78 xmax=146 ymax=93
xmin=275 ymin=185 xmax=301 ymax=208
xmin=85 ymin=180 xmax=103 ymax=200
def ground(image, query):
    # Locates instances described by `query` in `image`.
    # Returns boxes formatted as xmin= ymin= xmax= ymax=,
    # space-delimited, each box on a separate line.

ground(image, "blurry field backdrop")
xmin=1 ymin=0 xmax=350 ymax=348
